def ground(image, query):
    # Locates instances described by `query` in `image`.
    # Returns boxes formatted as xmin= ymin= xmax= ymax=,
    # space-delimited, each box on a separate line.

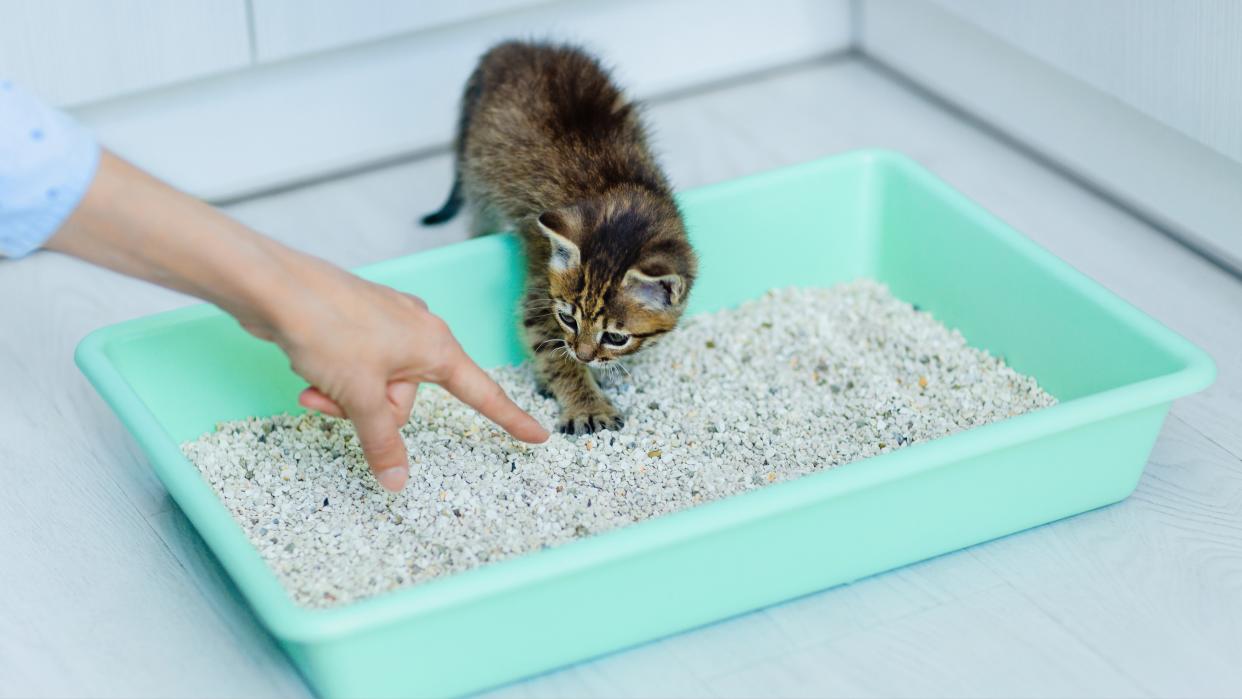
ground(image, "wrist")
xmin=213 ymin=231 xmax=314 ymax=338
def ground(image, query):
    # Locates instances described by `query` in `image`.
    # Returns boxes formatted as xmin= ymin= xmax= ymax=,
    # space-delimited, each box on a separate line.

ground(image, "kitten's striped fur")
xmin=423 ymin=41 xmax=697 ymax=434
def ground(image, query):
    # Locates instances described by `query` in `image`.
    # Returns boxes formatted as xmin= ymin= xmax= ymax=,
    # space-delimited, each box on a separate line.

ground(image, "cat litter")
xmin=182 ymin=280 xmax=1056 ymax=608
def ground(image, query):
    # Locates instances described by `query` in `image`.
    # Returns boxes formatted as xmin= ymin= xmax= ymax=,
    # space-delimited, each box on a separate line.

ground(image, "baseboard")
xmin=860 ymin=0 xmax=1242 ymax=278
xmin=72 ymin=0 xmax=850 ymax=203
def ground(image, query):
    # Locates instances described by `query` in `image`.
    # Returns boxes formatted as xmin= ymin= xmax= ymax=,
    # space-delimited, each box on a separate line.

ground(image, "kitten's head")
xmin=534 ymin=188 xmax=696 ymax=366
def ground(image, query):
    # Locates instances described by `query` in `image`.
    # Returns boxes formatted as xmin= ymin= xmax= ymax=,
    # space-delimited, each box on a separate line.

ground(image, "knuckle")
xmin=357 ymin=426 xmax=404 ymax=462
xmin=427 ymin=315 xmax=452 ymax=338
xmin=482 ymin=379 xmax=505 ymax=403
xmin=363 ymin=431 xmax=401 ymax=455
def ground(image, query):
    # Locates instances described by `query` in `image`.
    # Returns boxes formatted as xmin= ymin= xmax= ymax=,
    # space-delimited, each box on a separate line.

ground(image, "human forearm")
xmin=46 ymin=149 xmax=547 ymax=490
xmin=46 ymin=150 xmax=293 ymax=329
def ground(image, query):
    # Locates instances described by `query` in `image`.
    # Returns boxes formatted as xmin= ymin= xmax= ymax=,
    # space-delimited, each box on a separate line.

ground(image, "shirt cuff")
xmin=0 ymin=81 xmax=102 ymax=258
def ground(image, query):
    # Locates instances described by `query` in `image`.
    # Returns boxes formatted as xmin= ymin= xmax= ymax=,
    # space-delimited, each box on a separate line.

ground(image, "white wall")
xmin=861 ymin=0 xmax=1242 ymax=276
xmin=65 ymin=0 xmax=851 ymax=201
xmin=0 ymin=0 xmax=251 ymax=106
xmin=249 ymin=0 xmax=552 ymax=63
xmin=931 ymin=0 xmax=1242 ymax=165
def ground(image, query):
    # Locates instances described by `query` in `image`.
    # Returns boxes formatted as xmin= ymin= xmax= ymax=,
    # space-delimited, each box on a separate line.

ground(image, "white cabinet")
xmin=250 ymin=0 xmax=551 ymax=63
xmin=0 ymin=0 xmax=251 ymax=106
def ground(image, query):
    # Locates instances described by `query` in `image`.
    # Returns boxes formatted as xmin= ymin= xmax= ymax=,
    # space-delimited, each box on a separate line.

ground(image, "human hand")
xmin=239 ymin=255 xmax=549 ymax=492
xmin=48 ymin=151 xmax=547 ymax=493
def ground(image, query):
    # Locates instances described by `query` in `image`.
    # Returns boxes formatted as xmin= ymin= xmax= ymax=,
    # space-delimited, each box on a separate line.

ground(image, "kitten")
xmin=422 ymin=40 xmax=697 ymax=434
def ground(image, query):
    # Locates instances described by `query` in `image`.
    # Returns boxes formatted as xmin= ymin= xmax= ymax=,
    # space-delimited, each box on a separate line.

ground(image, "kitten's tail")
xmin=421 ymin=63 xmax=484 ymax=227
xmin=421 ymin=177 xmax=463 ymax=225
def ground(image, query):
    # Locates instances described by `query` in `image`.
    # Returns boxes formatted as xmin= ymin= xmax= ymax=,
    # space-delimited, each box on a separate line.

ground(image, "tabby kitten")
xmin=422 ymin=40 xmax=697 ymax=434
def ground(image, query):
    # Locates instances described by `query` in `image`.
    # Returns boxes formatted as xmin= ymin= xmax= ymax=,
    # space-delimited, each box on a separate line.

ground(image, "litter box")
xmin=75 ymin=150 xmax=1214 ymax=698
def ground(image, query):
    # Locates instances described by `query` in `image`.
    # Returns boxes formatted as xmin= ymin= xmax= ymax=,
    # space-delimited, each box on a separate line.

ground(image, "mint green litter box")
xmin=75 ymin=151 xmax=1214 ymax=698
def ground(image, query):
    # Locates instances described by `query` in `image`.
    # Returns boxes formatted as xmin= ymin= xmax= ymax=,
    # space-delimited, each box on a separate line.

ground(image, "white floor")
xmin=3 ymin=56 xmax=1241 ymax=698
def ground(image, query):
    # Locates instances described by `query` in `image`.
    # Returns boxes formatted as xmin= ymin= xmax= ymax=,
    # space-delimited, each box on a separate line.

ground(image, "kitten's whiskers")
xmin=533 ymin=338 xmax=566 ymax=352
xmin=612 ymin=359 xmax=633 ymax=380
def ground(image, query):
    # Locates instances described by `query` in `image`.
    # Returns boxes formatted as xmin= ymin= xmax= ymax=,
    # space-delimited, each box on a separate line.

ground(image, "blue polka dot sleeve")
xmin=0 ymin=80 xmax=100 ymax=258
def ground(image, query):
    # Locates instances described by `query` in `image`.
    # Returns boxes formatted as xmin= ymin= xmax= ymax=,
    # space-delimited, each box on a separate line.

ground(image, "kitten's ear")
xmin=623 ymin=268 xmax=686 ymax=309
xmin=537 ymin=211 xmax=580 ymax=272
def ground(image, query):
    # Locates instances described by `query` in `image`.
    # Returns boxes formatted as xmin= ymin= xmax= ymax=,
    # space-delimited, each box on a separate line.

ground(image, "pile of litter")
xmin=182 ymin=280 xmax=1055 ymax=607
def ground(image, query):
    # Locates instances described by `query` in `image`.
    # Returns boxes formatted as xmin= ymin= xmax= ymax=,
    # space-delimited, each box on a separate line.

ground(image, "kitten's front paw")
xmin=557 ymin=404 xmax=625 ymax=435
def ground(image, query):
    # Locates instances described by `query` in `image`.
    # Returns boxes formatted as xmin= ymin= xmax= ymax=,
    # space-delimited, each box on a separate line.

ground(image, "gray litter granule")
xmin=182 ymin=280 xmax=1055 ymax=608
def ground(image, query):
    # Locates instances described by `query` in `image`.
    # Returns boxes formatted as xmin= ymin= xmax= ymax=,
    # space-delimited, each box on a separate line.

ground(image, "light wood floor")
xmin=3 ymin=56 xmax=1239 ymax=698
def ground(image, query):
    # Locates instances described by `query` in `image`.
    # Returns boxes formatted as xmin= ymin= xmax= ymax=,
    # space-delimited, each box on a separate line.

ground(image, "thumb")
xmin=343 ymin=393 xmax=411 ymax=492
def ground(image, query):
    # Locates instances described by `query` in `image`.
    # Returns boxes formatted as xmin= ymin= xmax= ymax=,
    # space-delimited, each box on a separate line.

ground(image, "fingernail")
xmin=377 ymin=467 xmax=407 ymax=492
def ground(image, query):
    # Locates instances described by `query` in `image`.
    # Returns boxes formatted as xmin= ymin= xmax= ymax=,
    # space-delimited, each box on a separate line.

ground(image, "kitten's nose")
xmin=575 ymin=343 xmax=596 ymax=363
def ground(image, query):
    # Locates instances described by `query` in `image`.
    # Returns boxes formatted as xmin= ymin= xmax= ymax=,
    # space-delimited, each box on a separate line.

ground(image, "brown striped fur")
xmin=424 ymin=41 xmax=697 ymax=434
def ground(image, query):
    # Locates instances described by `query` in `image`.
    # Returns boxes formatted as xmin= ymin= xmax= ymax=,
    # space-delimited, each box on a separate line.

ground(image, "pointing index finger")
xmin=440 ymin=351 xmax=549 ymax=444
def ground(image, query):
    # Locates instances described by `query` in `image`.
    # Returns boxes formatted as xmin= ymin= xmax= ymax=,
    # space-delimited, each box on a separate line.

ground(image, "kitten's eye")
xmin=602 ymin=331 xmax=630 ymax=347
xmin=558 ymin=312 xmax=578 ymax=332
